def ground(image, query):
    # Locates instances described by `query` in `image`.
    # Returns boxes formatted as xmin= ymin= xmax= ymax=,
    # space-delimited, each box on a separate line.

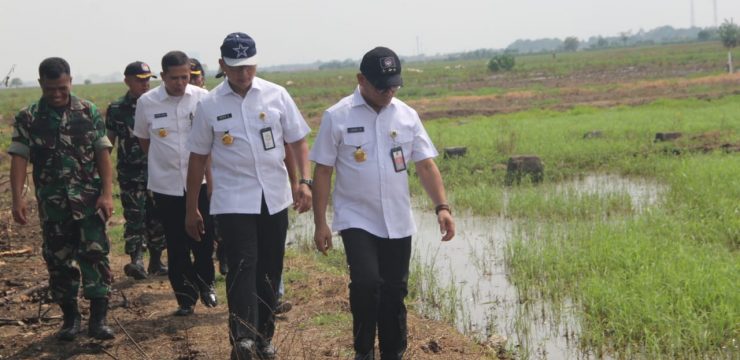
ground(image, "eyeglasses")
xmin=374 ymin=85 xmax=401 ymax=94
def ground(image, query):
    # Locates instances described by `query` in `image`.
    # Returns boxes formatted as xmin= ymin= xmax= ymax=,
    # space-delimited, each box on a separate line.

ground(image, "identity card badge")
xmin=390 ymin=146 xmax=406 ymax=172
xmin=261 ymin=127 xmax=276 ymax=150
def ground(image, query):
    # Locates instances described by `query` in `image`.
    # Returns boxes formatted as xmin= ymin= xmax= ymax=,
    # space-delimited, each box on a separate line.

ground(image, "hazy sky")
xmin=2 ymin=0 xmax=739 ymax=83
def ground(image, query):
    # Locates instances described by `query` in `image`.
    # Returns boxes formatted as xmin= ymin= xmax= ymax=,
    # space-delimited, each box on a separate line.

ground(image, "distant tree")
xmin=9 ymin=78 xmax=22 ymax=87
xmin=84 ymin=79 xmax=92 ymax=85
xmin=563 ymin=37 xmax=579 ymax=52
xmin=619 ymin=31 xmax=632 ymax=46
xmin=718 ymin=19 xmax=739 ymax=73
xmin=487 ymin=54 xmax=516 ymax=72
xmin=596 ymin=36 xmax=609 ymax=49
xmin=318 ymin=59 xmax=356 ymax=70
xmin=697 ymin=29 xmax=715 ymax=41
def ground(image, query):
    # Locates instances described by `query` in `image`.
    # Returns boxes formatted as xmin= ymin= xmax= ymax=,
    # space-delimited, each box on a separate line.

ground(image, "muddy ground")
xmin=0 ymin=180 xmax=500 ymax=359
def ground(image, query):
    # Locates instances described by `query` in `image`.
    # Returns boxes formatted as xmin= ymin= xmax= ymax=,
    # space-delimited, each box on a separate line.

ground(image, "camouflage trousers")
xmin=41 ymin=214 xmax=112 ymax=303
xmin=120 ymin=186 xmax=165 ymax=254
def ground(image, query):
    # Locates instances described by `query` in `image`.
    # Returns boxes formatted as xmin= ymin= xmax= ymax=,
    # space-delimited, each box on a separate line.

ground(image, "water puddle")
xmin=412 ymin=174 xmax=666 ymax=359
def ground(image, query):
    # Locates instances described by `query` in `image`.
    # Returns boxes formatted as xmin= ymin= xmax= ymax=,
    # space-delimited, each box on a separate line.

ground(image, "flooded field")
xmin=412 ymin=174 xmax=666 ymax=359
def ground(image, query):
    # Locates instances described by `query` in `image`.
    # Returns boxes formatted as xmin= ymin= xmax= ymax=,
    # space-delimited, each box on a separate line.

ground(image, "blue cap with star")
xmin=220 ymin=32 xmax=258 ymax=67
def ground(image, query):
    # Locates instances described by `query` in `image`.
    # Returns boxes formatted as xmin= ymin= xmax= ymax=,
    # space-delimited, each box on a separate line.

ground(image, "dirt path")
xmin=0 ymin=191 xmax=498 ymax=359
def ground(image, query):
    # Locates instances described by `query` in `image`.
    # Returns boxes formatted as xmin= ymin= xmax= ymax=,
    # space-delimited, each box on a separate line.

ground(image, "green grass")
xmin=411 ymin=96 xmax=739 ymax=357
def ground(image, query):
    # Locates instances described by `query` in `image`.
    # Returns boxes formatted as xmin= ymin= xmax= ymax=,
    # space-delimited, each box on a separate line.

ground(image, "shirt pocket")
xmin=65 ymin=117 xmax=95 ymax=146
xmin=392 ymin=133 xmax=415 ymax=164
xmin=151 ymin=117 xmax=175 ymax=136
xmin=249 ymin=108 xmax=283 ymax=146
xmin=213 ymin=118 xmax=243 ymax=144
xmin=29 ymin=121 xmax=57 ymax=149
xmin=340 ymin=132 xmax=370 ymax=161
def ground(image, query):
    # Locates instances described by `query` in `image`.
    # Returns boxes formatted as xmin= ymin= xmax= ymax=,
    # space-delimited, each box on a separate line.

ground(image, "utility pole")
xmin=714 ymin=0 xmax=718 ymax=27
xmin=690 ymin=0 xmax=695 ymax=28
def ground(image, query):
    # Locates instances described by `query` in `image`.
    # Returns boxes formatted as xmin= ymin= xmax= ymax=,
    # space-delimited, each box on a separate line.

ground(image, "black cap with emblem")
xmin=360 ymin=46 xmax=403 ymax=90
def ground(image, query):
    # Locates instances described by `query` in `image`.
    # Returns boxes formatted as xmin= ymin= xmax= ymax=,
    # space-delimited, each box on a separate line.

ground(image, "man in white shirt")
xmin=133 ymin=51 xmax=217 ymax=316
xmin=185 ymin=32 xmax=312 ymax=360
xmin=311 ymin=47 xmax=456 ymax=360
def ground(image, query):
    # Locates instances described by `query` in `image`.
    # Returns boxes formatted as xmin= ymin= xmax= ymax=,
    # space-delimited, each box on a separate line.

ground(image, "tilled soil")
xmin=0 ymin=188 xmax=497 ymax=360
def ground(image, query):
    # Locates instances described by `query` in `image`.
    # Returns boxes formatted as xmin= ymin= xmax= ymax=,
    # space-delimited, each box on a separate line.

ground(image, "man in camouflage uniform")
xmin=9 ymin=57 xmax=115 ymax=341
xmin=106 ymin=61 xmax=167 ymax=280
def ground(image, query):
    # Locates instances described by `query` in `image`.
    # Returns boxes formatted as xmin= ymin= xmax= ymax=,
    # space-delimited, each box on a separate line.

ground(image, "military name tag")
xmin=154 ymin=113 xmax=168 ymax=119
xmin=390 ymin=146 xmax=406 ymax=172
xmin=217 ymin=113 xmax=232 ymax=121
xmin=348 ymin=126 xmax=364 ymax=133
xmin=261 ymin=127 xmax=275 ymax=150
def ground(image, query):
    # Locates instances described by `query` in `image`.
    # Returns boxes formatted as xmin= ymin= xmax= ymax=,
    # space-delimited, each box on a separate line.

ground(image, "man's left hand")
xmin=438 ymin=211 xmax=455 ymax=241
xmin=293 ymin=185 xmax=312 ymax=213
xmin=95 ymin=193 xmax=114 ymax=220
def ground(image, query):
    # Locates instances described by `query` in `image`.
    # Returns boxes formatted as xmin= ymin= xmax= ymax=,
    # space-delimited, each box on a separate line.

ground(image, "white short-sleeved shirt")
xmin=188 ymin=77 xmax=310 ymax=215
xmin=309 ymin=86 xmax=438 ymax=239
xmin=133 ymin=84 xmax=208 ymax=196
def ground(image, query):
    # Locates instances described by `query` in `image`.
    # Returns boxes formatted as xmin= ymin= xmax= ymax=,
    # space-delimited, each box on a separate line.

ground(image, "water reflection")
xmin=412 ymin=174 xmax=666 ymax=359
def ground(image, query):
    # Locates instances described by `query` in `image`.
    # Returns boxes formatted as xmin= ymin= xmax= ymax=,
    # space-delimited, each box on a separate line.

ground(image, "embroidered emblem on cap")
xmin=379 ymin=57 xmax=397 ymax=74
xmin=141 ymin=63 xmax=151 ymax=72
xmin=233 ymin=44 xmax=251 ymax=58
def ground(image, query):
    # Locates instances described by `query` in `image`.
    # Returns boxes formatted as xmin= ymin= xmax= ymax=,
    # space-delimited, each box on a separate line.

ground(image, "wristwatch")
xmin=299 ymin=178 xmax=313 ymax=188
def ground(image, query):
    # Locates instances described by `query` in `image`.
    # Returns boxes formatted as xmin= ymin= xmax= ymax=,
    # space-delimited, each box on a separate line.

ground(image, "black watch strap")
xmin=299 ymin=178 xmax=313 ymax=188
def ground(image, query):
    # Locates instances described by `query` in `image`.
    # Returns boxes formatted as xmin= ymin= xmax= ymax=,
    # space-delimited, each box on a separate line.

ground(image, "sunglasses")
xmin=373 ymin=84 xmax=401 ymax=94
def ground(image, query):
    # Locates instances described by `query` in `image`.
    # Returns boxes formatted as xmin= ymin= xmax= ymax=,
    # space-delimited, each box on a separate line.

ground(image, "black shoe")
xmin=56 ymin=300 xmax=81 ymax=341
xmin=147 ymin=249 xmax=168 ymax=276
xmin=258 ymin=342 xmax=277 ymax=359
xmin=123 ymin=263 xmax=148 ymax=280
xmin=275 ymin=300 xmax=292 ymax=315
xmin=88 ymin=298 xmax=115 ymax=340
xmin=174 ymin=305 xmax=194 ymax=316
xmin=124 ymin=248 xmax=148 ymax=280
xmin=200 ymin=285 xmax=218 ymax=308
xmin=230 ymin=338 xmax=256 ymax=360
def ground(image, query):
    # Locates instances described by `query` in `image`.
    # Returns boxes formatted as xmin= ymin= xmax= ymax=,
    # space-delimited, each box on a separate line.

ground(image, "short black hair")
xmin=38 ymin=57 xmax=70 ymax=79
xmin=161 ymin=51 xmax=189 ymax=73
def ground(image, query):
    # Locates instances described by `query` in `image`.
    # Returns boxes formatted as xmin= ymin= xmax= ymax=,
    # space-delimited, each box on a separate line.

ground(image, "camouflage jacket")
xmin=8 ymin=95 xmax=112 ymax=221
xmin=105 ymin=92 xmax=147 ymax=184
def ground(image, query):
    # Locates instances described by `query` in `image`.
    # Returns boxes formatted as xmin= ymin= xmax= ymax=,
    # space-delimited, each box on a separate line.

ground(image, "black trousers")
xmin=153 ymin=184 xmax=215 ymax=308
xmin=341 ymin=228 xmax=411 ymax=360
xmin=215 ymin=196 xmax=288 ymax=344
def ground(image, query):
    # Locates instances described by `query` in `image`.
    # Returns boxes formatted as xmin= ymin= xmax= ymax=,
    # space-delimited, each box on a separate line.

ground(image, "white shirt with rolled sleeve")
xmin=133 ymin=84 xmax=208 ymax=196
xmin=187 ymin=77 xmax=310 ymax=215
xmin=309 ymin=86 xmax=438 ymax=239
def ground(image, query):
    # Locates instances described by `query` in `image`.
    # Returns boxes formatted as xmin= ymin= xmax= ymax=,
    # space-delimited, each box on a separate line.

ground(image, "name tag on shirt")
xmin=391 ymin=146 xmax=406 ymax=172
xmin=348 ymin=127 xmax=364 ymax=133
xmin=217 ymin=113 xmax=232 ymax=121
xmin=261 ymin=127 xmax=276 ymax=150
xmin=154 ymin=113 xmax=168 ymax=119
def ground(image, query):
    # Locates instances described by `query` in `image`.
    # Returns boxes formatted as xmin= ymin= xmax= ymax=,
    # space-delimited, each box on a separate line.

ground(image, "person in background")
xmin=189 ymin=58 xmax=206 ymax=88
xmin=133 ymin=50 xmax=216 ymax=316
xmin=9 ymin=57 xmax=116 ymax=341
xmin=185 ymin=32 xmax=312 ymax=360
xmin=106 ymin=61 xmax=168 ymax=280
xmin=311 ymin=46 xmax=455 ymax=360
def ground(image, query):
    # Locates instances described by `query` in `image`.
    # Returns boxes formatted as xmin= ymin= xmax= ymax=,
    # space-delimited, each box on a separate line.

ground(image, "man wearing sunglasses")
xmin=311 ymin=46 xmax=456 ymax=360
